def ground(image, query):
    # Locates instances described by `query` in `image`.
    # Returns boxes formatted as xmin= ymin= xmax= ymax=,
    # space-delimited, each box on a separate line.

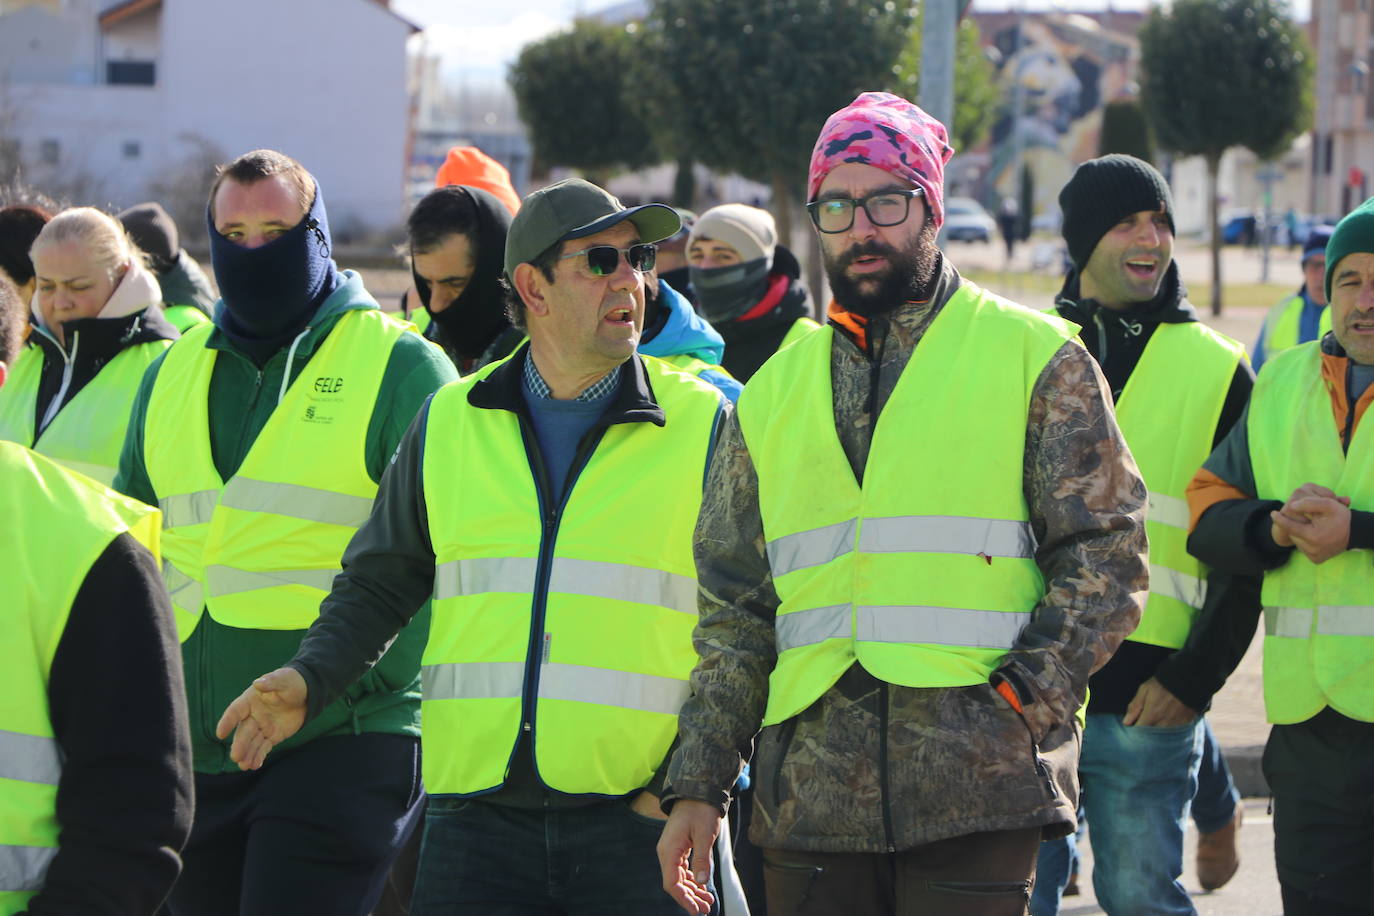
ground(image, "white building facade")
xmin=1 ymin=0 xmax=417 ymax=234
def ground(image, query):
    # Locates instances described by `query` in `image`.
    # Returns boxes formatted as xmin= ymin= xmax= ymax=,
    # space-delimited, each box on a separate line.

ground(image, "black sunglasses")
xmin=557 ymin=243 xmax=657 ymax=277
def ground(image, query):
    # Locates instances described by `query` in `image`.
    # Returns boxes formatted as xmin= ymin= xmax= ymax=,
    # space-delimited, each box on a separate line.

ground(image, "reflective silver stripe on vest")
xmin=538 ymin=662 xmax=690 ymax=716
xmin=859 ymin=515 xmax=1036 ymax=559
xmin=434 ymin=557 xmax=696 ymax=614
xmin=1149 ymin=564 xmax=1207 ymax=610
xmin=857 ymin=605 xmax=1031 ymax=649
xmin=767 ymin=520 xmax=856 ymax=577
xmin=776 ymin=604 xmax=853 ymax=652
xmin=1265 ymin=606 xmax=1313 ymax=638
xmin=204 ymin=565 xmax=339 ymax=597
xmin=0 ymin=730 xmax=61 ymax=785
xmin=159 ymin=489 xmax=219 ymax=529
xmin=434 ymin=557 xmax=538 ymax=600
xmin=1318 ymin=606 xmax=1374 ymax=637
xmin=55 ymin=458 xmax=115 ymax=487
xmin=1146 ymin=491 xmax=1192 ymax=531
xmin=422 ymin=661 xmax=526 ymax=700
xmin=220 ymin=478 xmax=375 ymax=528
xmin=162 ymin=560 xmax=204 ymax=613
xmin=0 ymin=844 xmax=57 ymax=893
xmin=776 ymin=604 xmax=1031 ymax=651
xmin=766 ymin=515 xmax=1035 ymax=578
xmin=1265 ymin=605 xmax=1374 ymax=638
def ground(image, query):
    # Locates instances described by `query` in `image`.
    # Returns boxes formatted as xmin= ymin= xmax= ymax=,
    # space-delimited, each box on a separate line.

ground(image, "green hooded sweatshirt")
xmin=116 ymin=270 xmax=458 ymax=773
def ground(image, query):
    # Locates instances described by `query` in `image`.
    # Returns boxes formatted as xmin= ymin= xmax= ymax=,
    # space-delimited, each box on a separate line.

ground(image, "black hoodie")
xmin=413 ymin=186 xmax=521 ymax=372
xmin=1054 ymin=263 xmax=1259 ymax=714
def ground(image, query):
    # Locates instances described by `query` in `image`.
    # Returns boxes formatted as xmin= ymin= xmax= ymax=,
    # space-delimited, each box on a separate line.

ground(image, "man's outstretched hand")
xmin=657 ymin=799 xmax=721 ymax=914
xmin=215 ymin=667 xmax=309 ymax=771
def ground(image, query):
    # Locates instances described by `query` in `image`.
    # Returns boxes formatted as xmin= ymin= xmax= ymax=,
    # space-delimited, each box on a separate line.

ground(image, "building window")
xmin=122 ymin=140 xmax=141 ymax=160
xmin=40 ymin=139 xmax=59 ymax=165
xmin=107 ymin=61 xmax=156 ymax=86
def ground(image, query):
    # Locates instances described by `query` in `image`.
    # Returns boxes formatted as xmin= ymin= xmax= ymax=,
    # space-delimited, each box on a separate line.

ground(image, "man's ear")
xmin=514 ymin=262 xmax=551 ymax=320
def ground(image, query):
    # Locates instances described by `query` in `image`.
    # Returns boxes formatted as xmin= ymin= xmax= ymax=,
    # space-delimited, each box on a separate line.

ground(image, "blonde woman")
xmin=0 ymin=207 xmax=178 ymax=484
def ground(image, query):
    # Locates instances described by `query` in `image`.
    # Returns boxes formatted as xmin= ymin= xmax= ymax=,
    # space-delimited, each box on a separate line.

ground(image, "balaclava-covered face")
xmin=209 ymin=177 xmax=338 ymax=351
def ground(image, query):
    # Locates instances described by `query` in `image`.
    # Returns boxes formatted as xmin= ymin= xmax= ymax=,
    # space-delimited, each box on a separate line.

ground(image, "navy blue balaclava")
xmin=209 ymin=178 xmax=341 ymax=363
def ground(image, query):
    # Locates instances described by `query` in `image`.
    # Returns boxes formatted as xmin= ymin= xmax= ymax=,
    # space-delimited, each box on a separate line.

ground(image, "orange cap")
xmin=434 ymin=146 xmax=521 ymax=216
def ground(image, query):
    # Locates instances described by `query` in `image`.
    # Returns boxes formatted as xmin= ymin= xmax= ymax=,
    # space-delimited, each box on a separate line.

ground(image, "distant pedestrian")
xmin=1253 ymin=226 xmax=1335 ymax=371
xmin=999 ymin=195 xmax=1020 ymax=262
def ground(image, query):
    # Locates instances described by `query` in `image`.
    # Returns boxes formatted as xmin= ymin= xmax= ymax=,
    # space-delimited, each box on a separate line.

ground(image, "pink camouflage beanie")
xmin=807 ymin=92 xmax=955 ymax=230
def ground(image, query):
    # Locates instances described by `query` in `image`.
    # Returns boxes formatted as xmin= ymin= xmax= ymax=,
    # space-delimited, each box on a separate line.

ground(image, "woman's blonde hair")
xmin=30 ymin=207 xmax=146 ymax=278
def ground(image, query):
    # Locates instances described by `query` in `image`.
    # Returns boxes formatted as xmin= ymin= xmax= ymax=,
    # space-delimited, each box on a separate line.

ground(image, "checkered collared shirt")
xmin=522 ymin=351 xmax=621 ymax=402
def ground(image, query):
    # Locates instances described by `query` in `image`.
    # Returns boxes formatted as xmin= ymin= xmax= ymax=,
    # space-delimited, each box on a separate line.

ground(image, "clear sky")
xmin=393 ymin=0 xmax=1312 ymax=84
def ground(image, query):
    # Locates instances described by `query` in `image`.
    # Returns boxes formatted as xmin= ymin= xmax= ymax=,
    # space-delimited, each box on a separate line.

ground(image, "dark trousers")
xmin=412 ymin=796 xmax=692 ymax=915
xmin=762 ymin=827 xmax=1040 ymax=916
xmin=1264 ymin=708 xmax=1374 ymax=915
xmin=166 ymin=733 xmax=424 ymax=916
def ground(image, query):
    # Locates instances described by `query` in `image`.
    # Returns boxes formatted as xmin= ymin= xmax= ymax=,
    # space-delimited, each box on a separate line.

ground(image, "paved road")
xmin=1060 ymin=799 xmax=1280 ymax=915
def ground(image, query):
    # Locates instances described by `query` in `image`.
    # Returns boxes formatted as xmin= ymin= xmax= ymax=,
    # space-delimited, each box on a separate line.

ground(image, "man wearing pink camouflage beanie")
xmin=658 ymin=92 xmax=1148 ymax=916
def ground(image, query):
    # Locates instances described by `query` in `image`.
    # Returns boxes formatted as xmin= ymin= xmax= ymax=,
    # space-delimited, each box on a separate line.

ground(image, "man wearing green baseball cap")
xmin=214 ymin=178 xmax=732 ymax=912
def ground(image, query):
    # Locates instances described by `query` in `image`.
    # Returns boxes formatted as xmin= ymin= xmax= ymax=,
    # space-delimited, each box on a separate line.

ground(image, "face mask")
xmin=690 ymin=257 xmax=770 ymax=324
xmin=209 ymin=185 xmax=336 ymax=342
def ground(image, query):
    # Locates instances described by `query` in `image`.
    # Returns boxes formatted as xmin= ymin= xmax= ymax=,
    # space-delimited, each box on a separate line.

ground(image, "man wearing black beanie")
xmin=1032 ymin=155 xmax=1260 ymax=915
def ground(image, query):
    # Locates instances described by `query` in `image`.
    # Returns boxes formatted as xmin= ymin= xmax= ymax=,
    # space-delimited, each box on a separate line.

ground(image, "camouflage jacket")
xmin=665 ymin=260 xmax=1148 ymax=853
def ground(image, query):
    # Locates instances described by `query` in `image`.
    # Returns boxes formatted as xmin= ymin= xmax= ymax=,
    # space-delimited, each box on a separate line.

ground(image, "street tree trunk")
xmin=1207 ymin=150 xmax=1223 ymax=316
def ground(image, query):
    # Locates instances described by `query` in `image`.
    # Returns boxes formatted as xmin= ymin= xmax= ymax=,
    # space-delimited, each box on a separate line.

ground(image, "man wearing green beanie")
xmin=1187 ymin=196 xmax=1374 ymax=914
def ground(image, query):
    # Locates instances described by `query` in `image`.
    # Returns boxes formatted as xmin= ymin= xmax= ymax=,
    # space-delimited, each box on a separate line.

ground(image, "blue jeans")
xmin=1191 ymin=718 xmax=1240 ymax=834
xmin=1079 ymin=713 xmax=1204 ymax=916
xmin=412 ymin=796 xmax=693 ymax=915
xmin=1029 ymin=805 xmax=1082 ymax=916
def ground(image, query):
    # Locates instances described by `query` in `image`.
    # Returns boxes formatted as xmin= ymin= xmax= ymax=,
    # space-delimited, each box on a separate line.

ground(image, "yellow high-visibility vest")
xmin=1114 ymin=322 xmax=1246 ymax=648
xmin=419 ymin=356 xmax=722 ymax=796
xmin=143 ymin=310 xmax=406 ymax=640
xmin=779 ymin=315 xmax=822 ymax=351
xmin=0 ymin=441 xmax=160 ymax=915
xmin=649 ymin=353 xmax=736 ymax=385
xmin=0 ymin=338 xmax=171 ymax=485
xmin=1250 ymin=342 xmax=1374 ymax=724
xmin=738 ymin=282 xmax=1076 ymax=726
xmin=1262 ymin=294 xmax=1331 ymax=357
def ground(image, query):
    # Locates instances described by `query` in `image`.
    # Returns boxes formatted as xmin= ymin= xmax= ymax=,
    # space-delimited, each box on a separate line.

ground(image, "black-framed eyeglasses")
xmin=557 ymin=243 xmax=657 ymax=277
xmin=805 ymin=189 xmax=924 ymax=234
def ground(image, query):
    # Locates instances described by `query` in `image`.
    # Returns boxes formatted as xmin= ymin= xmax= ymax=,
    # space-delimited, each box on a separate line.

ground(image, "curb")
xmin=1222 ymin=744 xmax=1269 ymax=798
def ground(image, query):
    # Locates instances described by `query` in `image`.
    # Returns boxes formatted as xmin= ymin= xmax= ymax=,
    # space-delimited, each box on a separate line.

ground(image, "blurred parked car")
xmin=943 ymin=197 xmax=997 ymax=243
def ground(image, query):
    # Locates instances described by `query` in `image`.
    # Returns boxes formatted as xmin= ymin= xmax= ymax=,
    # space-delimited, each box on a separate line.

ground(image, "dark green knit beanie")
xmin=1059 ymin=154 xmax=1175 ymax=271
xmin=1325 ymin=196 xmax=1374 ymax=301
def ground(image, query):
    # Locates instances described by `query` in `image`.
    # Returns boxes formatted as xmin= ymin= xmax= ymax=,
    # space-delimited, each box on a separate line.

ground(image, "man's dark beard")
xmin=823 ymin=221 xmax=939 ymax=317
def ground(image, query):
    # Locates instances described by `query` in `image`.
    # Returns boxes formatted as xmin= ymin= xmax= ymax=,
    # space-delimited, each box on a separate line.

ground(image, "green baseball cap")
xmin=503 ymin=178 xmax=681 ymax=279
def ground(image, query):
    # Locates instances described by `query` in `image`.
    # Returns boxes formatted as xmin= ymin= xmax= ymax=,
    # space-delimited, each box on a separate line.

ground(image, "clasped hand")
xmin=1270 ymin=483 xmax=1352 ymax=565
